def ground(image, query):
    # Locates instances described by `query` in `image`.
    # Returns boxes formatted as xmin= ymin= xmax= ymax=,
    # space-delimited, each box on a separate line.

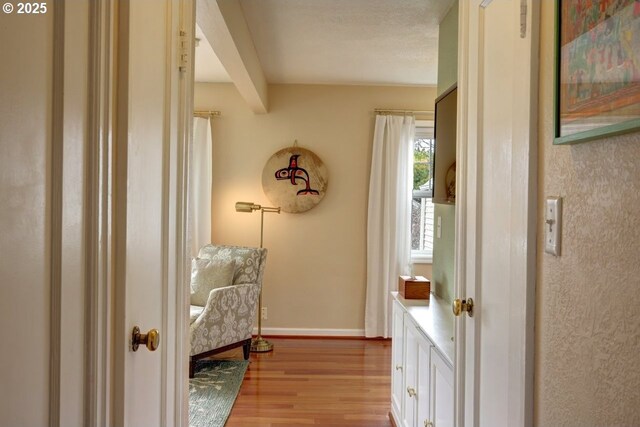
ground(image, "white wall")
xmin=0 ymin=5 xmax=53 ymax=426
xmin=195 ymin=83 xmax=436 ymax=333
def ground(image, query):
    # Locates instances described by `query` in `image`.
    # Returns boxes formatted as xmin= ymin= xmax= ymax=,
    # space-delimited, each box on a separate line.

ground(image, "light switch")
xmin=545 ymin=197 xmax=562 ymax=256
xmin=436 ymin=216 xmax=442 ymax=239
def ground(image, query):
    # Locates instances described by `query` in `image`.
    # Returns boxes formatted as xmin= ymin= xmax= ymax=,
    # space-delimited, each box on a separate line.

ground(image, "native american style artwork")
xmin=274 ymin=154 xmax=320 ymax=195
xmin=556 ymin=0 xmax=640 ymax=143
xmin=262 ymin=146 xmax=328 ymax=213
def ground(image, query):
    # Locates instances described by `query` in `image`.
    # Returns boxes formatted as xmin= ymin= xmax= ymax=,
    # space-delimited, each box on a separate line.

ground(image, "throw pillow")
xmin=190 ymin=257 xmax=236 ymax=306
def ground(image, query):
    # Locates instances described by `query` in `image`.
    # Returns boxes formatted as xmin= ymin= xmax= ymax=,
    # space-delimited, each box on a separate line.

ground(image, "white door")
xmin=111 ymin=0 xmax=192 ymax=425
xmin=0 ymin=0 xmax=192 ymax=425
xmin=111 ymin=0 xmax=167 ymax=424
xmin=455 ymin=1 xmax=539 ymax=426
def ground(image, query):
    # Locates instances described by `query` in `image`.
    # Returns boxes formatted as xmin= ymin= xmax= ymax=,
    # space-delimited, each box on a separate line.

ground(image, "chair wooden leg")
xmin=190 ymin=339 xmax=251 ymax=376
xmin=242 ymin=339 xmax=251 ymax=360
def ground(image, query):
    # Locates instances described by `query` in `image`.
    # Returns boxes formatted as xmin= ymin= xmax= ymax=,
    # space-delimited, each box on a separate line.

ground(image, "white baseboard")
xmin=252 ymin=327 xmax=365 ymax=337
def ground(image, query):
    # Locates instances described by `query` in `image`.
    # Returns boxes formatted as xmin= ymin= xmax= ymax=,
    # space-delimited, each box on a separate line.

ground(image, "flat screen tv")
xmin=433 ymin=85 xmax=457 ymax=204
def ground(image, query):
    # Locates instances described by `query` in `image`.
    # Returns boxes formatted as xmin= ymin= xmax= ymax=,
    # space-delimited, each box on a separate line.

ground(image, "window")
xmin=411 ymin=122 xmax=435 ymax=263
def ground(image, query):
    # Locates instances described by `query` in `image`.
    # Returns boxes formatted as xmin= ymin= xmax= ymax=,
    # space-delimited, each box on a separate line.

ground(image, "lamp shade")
xmin=235 ymin=201 xmax=260 ymax=213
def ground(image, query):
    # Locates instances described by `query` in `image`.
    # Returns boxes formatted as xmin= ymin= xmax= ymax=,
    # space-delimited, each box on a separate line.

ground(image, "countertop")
xmin=392 ymin=291 xmax=455 ymax=366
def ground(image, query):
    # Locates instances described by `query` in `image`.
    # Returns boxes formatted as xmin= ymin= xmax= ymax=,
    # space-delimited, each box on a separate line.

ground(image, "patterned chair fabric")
xmin=189 ymin=245 xmax=267 ymax=378
xmin=198 ymin=244 xmax=267 ymax=286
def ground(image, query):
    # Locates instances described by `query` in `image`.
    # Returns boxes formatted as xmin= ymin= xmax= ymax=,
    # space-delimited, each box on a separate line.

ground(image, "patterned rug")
xmin=189 ymin=359 xmax=249 ymax=427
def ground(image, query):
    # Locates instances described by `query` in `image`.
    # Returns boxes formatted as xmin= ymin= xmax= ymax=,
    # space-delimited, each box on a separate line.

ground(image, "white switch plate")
xmin=437 ymin=216 xmax=442 ymax=239
xmin=545 ymin=197 xmax=562 ymax=256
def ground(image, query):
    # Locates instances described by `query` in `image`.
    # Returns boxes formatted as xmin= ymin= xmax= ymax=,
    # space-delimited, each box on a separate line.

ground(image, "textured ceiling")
xmin=194 ymin=0 xmax=453 ymax=86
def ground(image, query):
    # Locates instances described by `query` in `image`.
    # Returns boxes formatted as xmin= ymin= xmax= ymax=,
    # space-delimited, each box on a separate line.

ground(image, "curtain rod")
xmin=374 ymin=108 xmax=434 ymax=116
xmin=193 ymin=110 xmax=221 ymax=117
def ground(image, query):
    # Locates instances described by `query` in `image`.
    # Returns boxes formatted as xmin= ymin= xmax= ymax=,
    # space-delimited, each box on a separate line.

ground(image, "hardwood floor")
xmin=212 ymin=337 xmax=393 ymax=427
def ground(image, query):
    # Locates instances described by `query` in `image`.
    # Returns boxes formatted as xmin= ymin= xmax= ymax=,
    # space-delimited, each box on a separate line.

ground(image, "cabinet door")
xmin=416 ymin=336 xmax=431 ymax=427
xmin=402 ymin=319 xmax=419 ymax=427
xmin=391 ymin=301 xmax=405 ymax=421
xmin=430 ymin=348 xmax=454 ymax=427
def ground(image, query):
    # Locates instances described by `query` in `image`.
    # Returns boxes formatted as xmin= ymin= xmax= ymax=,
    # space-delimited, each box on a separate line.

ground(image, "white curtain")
xmin=189 ymin=117 xmax=213 ymax=257
xmin=365 ymin=114 xmax=415 ymax=338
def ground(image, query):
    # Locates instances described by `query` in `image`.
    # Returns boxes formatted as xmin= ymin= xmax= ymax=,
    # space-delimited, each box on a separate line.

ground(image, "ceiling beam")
xmin=196 ymin=0 xmax=268 ymax=113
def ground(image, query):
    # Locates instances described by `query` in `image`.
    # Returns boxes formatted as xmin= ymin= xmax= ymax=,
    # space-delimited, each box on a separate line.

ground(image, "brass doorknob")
xmin=452 ymin=298 xmax=474 ymax=317
xmin=132 ymin=326 xmax=160 ymax=352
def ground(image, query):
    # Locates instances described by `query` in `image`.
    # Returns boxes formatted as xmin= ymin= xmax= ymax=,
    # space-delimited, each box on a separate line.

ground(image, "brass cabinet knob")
xmin=452 ymin=297 xmax=474 ymax=317
xmin=132 ymin=326 xmax=160 ymax=352
xmin=395 ymin=364 xmax=403 ymax=371
xmin=424 ymin=420 xmax=433 ymax=427
xmin=407 ymin=386 xmax=417 ymax=398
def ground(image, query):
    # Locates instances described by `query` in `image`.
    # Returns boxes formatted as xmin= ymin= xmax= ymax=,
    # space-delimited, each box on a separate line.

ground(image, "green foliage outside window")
xmin=413 ymin=138 xmax=432 ymax=190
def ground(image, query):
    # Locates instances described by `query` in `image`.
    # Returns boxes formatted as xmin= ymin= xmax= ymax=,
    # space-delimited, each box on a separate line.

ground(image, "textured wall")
xmin=432 ymin=204 xmax=455 ymax=303
xmin=194 ymin=83 xmax=436 ymax=332
xmin=535 ymin=2 xmax=640 ymax=426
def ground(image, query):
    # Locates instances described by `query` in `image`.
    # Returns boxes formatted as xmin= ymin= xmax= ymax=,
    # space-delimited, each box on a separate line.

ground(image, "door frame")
xmin=453 ymin=1 xmax=539 ymax=426
xmin=75 ymin=0 xmax=194 ymax=425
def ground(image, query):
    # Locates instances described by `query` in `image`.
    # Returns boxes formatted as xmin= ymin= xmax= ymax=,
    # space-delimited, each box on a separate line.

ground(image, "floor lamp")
xmin=235 ymin=201 xmax=280 ymax=352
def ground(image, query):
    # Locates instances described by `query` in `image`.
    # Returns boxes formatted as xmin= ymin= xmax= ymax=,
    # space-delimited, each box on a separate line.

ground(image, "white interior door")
xmin=112 ymin=1 xmax=166 ymax=423
xmin=455 ymin=1 xmax=538 ymax=426
xmin=0 ymin=0 xmax=192 ymax=425
xmin=111 ymin=0 xmax=192 ymax=425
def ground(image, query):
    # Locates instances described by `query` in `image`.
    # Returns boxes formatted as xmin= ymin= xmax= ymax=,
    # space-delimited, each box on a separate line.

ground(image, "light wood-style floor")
xmin=211 ymin=337 xmax=393 ymax=427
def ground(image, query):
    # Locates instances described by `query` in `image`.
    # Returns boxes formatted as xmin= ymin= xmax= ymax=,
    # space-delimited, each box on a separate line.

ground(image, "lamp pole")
xmin=235 ymin=202 xmax=280 ymax=352
xmin=257 ymin=206 xmax=280 ymax=250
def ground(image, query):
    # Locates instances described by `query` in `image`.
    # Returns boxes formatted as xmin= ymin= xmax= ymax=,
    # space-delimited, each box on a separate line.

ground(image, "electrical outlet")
xmin=261 ymin=307 xmax=268 ymax=320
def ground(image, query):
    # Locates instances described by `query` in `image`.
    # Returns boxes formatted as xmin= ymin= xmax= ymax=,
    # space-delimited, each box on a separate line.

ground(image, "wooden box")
xmin=398 ymin=276 xmax=430 ymax=300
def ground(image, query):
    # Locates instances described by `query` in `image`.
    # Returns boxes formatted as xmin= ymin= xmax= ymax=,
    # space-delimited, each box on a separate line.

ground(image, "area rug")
xmin=189 ymin=359 xmax=249 ymax=427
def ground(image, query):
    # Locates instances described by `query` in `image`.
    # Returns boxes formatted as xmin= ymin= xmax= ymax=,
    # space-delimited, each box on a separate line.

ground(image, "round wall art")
xmin=261 ymin=146 xmax=328 ymax=213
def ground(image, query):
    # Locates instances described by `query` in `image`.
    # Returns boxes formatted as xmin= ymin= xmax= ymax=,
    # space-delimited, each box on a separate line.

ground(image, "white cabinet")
xmin=391 ymin=300 xmax=405 ymax=421
xmin=430 ymin=348 xmax=454 ymax=427
xmin=416 ymin=337 xmax=431 ymax=427
xmin=402 ymin=317 xmax=420 ymax=427
xmin=391 ymin=296 xmax=454 ymax=427
xmin=405 ymin=317 xmax=431 ymax=427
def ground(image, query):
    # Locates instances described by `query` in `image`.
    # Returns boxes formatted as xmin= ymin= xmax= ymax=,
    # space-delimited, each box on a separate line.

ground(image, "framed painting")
xmin=554 ymin=0 xmax=640 ymax=145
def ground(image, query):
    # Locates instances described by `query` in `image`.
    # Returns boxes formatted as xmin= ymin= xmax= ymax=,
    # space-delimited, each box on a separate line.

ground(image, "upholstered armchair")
xmin=189 ymin=244 xmax=267 ymax=378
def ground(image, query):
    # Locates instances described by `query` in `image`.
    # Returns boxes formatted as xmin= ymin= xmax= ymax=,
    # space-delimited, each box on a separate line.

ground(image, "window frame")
xmin=411 ymin=120 xmax=435 ymax=264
